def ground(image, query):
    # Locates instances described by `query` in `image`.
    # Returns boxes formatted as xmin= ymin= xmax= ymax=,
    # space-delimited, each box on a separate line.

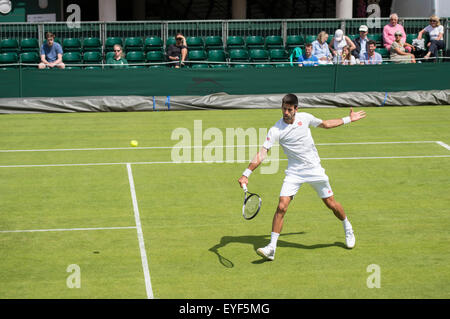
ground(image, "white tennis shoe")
xmin=345 ymin=228 xmax=356 ymax=249
xmin=256 ymin=245 xmax=275 ymax=261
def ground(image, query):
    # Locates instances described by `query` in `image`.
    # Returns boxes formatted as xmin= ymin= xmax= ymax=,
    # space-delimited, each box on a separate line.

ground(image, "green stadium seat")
xmin=19 ymin=52 xmax=40 ymax=68
xmin=82 ymin=37 xmax=102 ymax=53
xmin=231 ymin=63 xmax=251 ymax=68
xmin=249 ymin=49 xmax=269 ymax=63
xmin=0 ymin=52 xmax=18 ymax=69
xmin=205 ymin=36 xmax=223 ymax=51
xmin=188 ymin=49 xmax=207 ymax=68
xmin=226 ymin=36 xmax=245 ymax=50
xmin=255 ymin=63 xmax=273 ymax=68
xmin=229 ymin=49 xmax=249 ymax=62
xmin=368 ymin=34 xmax=382 ymax=47
xmin=144 ymin=36 xmax=163 ymax=52
xmin=270 ymin=49 xmax=288 ymax=61
xmin=166 ymin=37 xmax=176 ymax=48
xmin=246 ymin=35 xmax=265 ymax=50
xmin=186 ymin=36 xmax=204 ymax=51
xmin=274 ymin=63 xmax=291 ymax=68
xmin=105 ymin=51 xmax=115 ymax=62
xmin=63 ymin=38 xmax=82 ymax=52
xmin=83 ymin=51 xmax=102 ymax=68
xmin=0 ymin=38 xmax=19 ymax=53
xmin=146 ymin=50 xmax=165 ymax=67
xmin=105 ymin=37 xmax=123 ymax=52
xmin=207 ymin=49 xmax=226 ymax=68
xmin=305 ymin=35 xmax=316 ymax=45
xmin=190 ymin=63 xmax=209 ymax=69
xmin=20 ymin=38 xmax=39 ymax=53
xmin=62 ymin=52 xmax=82 ymax=69
xmin=126 ymin=51 xmax=145 ymax=68
xmin=210 ymin=64 xmax=228 ymax=69
xmin=349 ymin=34 xmax=359 ymax=42
xmin=286 ymin=35 xmax=305 ymax=50
xmin=265 ymin=35 xmax=283 ymax=50
xmin=375 ymin=48 xmax=389 ymax=59
xmin=406 ymin=33 xmax=418 ymax=45
xmin=124 ymin=37 xmax=143 ymax=52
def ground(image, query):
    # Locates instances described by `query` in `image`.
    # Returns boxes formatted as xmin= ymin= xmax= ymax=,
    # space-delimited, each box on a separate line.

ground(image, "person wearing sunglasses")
xmin=106 ymin=44 xmax=128 ymax=68
xmin=390 ymin=31 xmax=416 ymax=64
xmin=417 ymin=15 xmax=444 ymax=61
xmin=167 ymin=32 xmax=187 ymax=68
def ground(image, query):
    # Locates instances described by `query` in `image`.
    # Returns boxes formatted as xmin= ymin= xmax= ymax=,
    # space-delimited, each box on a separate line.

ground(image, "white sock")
xmin=342 ymin=217 xmax=352 ymax=231
xmin=269 ymin=232 xmax=280 ymax=248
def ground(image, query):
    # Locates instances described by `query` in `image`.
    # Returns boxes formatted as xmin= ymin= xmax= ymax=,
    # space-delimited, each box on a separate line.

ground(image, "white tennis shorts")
xmin=280 ymin=166 xmax=333 ymax=199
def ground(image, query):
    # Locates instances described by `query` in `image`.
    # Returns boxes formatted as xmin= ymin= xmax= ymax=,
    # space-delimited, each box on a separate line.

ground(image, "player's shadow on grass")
xmin=209 ymin=232 xmax=346 ymax=267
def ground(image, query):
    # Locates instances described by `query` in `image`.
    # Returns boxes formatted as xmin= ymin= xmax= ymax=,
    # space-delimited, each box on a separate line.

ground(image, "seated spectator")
xmin=38 ymin=32 xmax=65 ymax=69
xmin=311 ymin=31 xmax=332 ymax=64
xmin=329 ymin=29 xmax=355 ymax=63
xmin=168 ymin=32 xmax=187 ymax=68
xmin=383 ymin=13 xmax=408 ymax=51
xmin=390 ymin=31 xmax=416 ymax=63
xmin=297 ymin=43 xmax=319 ymax=67
xmin=352 ymin=25 xmax=369 ymax=61
xmin=360 ymin=40 xmax=383 ymax=65
xmin=418 ymin=15 xmax=444 ymax=60
xmin=106 ymin=44 xmax=128 ymax=68
xmin=340 ymin=46 xmax=356 ymax=65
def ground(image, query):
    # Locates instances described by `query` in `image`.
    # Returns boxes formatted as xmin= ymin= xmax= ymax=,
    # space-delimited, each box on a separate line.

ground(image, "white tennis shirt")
xmin=263 ymin=112 xmax=323 ymax=174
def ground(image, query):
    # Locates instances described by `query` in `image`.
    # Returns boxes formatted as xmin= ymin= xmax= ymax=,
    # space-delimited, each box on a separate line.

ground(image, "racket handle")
xmin=242 ymin=184 xmax=248 ymax=192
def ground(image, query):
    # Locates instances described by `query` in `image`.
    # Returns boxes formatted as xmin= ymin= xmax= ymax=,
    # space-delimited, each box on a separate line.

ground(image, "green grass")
xmin=0 ymin=106 xmax=449 ymax=299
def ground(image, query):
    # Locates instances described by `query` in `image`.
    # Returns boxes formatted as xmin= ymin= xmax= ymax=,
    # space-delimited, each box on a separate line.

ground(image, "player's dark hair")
xmin=368 ymin=40 xmax=377 ymax=47
xmin=282 ymin=94 xmax=298 ymax=108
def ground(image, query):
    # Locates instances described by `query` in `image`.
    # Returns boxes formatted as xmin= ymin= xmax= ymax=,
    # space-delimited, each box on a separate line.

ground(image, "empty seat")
xmin=205 ymin=36 xmax=223 ymax=51
xmin=186 ymin=36 xmax=204 ymax=51
xmin=285 ymin=35 xmax=305 ymax=53
xmin=190 ymin=64 xmax=209 ymax=69
xmin=305 ymin=35 xmax=316 ymax=45
xmin=265 ymin=35 xmax=283 ymax=50
xmin=62 ymin=52 xmax=82 ymax=69
xmin=126 ymin=51 xmax=145 ymax=68
xmin=254 ymin=63 xmax=273 ymax=68
xmin=124 ymin=37 xmax=143 ymax=52
xmin=375 ymin=48 xmax=389 ymax=59
xmin=144 ymin=36 xmax=163 ymax=52
xmin=368 ymin=34 xmax=382 ymax=46
xmin=207 ymin=49 xmax=226 ymax=68
xmin=229 ymin=49 xmax=249 ymax=62
xmin=105 ymin=51 xmax=115 ymax=62
xmin=226 ymin=36 xmax=245 ymax=50
xmin=20 ymin=38 xmax=39 ymax=53
xmin=249 ymin=49 xmax=269 ymax=62
xmin=231 ymin=63 xmax=251 ymax=68
xmin=166 ymin=37 xmax=177 ymax=48
xmin=146 ymin=50 xmax=165 ymax=67
xmin=83 ymin=37 xmax=102 ymax=53
xmin=246 ymin=35 xmax=265 ymax=50
xmin=270 ymin=49 xmax=289 ymax=66
xmin=19 ymin=52 xmax=40 ymax=68
xmin=0 ymin=52 xmax=18 ymax=69
xmin=105 ymin=37 xmax=123 ymax=52
xmin=0 ymin=38 xmax=19 ymax=53
xmin=188 ymin=49 xmax=207 ymax=68
xmin=63 ymin=38 xmax=82 ymax=52
xmin=83 ymin=51 xmax=102 ymax=68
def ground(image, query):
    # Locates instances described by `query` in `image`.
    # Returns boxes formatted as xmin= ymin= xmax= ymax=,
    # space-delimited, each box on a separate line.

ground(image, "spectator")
xmin=360 ymin=40 xmax=383 ymax=65
xmin=352 ymin=25 xmax=369 ymax=61
xmin=390 ymin=31 xmax=416 ymax=64
xmin=167 ymin=32 xmax=187 ymax=68
xmin=383 ymin=13 xmax=407 ymax=51
xmin=329 ymin=29 xmax=355 ymax=63
xmin=38 ymin=32 xmax=65 ymax=69
xmin=297 ymin=43 xmax=319 ymax=67
xmin=106 ymin=44 xmax=128 ymax=68
xmin=340 ymin=46 xmax=356 ymax=65
xmin=311 ymin=31 xmax=333 ymax=64
xmin=418 ymin=15 xmax=444 ymax=60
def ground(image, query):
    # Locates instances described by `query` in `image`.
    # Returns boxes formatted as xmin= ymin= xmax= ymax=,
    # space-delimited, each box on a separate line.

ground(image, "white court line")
xmin=0 ymin=226 xmax=136 ymax=234
xmin=0 ymin=155 xmax=449 ymax=169
xmin=0 ymin=141 xmax=439 ymax=153
xmin=126 ymin=163 xmax=154 ymax=300
xmin=436 ymin=141 xmax=450 ymax=151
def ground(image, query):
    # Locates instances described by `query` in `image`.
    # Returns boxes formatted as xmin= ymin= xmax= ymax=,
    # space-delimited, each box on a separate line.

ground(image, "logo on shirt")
xmin=298 ymin=121 xmax=302 ymax=126
xmin=266 ymin=137 xmax=270 ymax=141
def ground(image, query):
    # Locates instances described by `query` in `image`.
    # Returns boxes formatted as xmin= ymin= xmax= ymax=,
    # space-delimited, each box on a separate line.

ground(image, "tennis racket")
xmin=242 ymin=184 xmax=262 ymax=220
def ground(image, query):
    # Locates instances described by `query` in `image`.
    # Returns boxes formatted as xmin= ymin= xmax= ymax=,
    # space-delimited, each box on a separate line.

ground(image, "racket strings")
xmin=244 ymin=195 xmax=260 ymax=218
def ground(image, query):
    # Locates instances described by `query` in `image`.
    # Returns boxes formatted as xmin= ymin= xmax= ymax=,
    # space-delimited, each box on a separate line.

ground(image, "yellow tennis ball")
xmin=130 ymin=140 xmax=138 ymax=147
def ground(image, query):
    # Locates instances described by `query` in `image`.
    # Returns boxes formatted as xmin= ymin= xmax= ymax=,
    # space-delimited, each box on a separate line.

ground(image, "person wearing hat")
xmin=352 ymin=25 xmax=370 ymax=61
xmin=329 ymin=29 xmax=355 ymax=63
xmin=390 ymin=30 xmax=416 ymax=64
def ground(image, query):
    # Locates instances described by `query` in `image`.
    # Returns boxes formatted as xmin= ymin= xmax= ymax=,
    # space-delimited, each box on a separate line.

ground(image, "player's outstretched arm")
xmin=319 ymin=107 xmax=366 ymax=129
xmin=238 ymin=147 xmax=268 ymax=188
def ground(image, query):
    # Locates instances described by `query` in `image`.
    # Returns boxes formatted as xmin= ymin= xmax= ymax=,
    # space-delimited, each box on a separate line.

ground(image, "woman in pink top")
xmin=383 ymin=13 xmax=407 ymax=50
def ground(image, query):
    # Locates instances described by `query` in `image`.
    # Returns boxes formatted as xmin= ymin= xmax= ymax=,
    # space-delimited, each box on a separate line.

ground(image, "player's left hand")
xmin=349 ymin=107 xmax=367 ymax=122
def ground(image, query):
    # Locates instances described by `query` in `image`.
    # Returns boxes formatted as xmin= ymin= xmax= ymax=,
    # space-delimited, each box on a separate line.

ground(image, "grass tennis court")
xmin=1 ymin=105 xmax=449 ymax=299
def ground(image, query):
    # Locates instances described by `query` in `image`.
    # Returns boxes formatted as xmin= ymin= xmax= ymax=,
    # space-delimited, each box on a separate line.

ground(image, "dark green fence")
xmin=0 ymin=63 xmax=448 ymax=99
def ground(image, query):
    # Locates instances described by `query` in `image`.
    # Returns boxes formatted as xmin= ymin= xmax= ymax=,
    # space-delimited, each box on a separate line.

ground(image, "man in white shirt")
xmin=238 ymin=94 xmax=366 ymax=261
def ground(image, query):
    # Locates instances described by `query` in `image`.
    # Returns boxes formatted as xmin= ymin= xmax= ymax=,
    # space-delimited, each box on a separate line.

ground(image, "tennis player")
xmin=238 ymin=94 xmax=366 ymax=261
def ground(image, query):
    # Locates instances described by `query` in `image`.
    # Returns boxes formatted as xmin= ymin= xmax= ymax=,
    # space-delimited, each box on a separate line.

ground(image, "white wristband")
xmin=342 ymin=116 xmax=351 ymax=124
xmin=242 ymin=168 xmax=253 ymax=178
